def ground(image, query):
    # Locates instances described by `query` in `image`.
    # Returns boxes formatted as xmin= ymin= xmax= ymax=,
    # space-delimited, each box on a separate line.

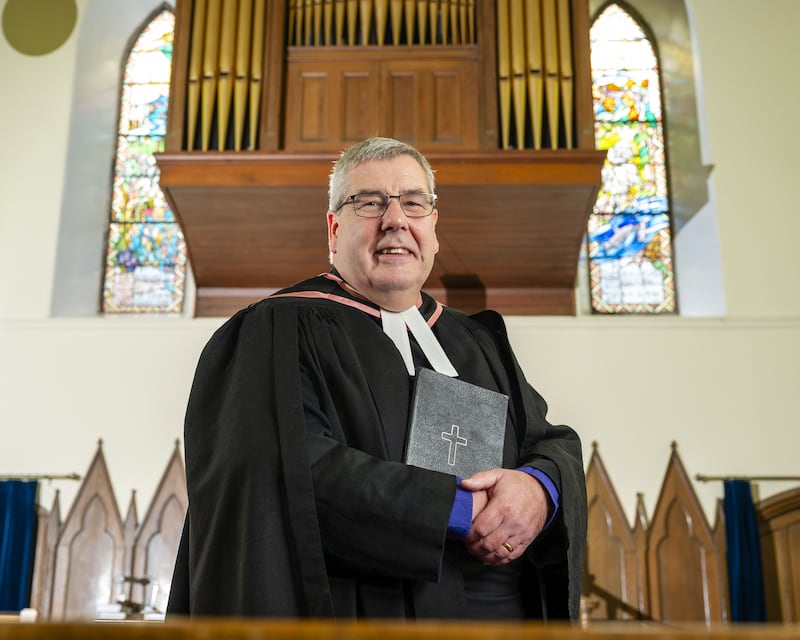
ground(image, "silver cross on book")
xmin=403 ymin=368 xmax=508 ymax=478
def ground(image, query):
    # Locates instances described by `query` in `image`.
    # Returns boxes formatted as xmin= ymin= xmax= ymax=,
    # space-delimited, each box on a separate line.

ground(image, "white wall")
xmin=1 ymin=0 xmax=799 ymax=526
xmin=0 ymin=0 xmax=85 ymax=319
xmin=688 ymin=0 xmax=800 ymax=318
xmin=2 ymin=316 xmax=798 ymax=524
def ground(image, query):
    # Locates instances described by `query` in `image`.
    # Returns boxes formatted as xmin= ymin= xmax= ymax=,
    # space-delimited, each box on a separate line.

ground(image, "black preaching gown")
xmin=168 ymin=273 xmax=587 ymax=620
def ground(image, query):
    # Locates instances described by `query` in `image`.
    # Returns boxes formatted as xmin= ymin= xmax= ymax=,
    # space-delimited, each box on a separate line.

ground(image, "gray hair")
xmin=328 ymin=137 xmax=436 ymax=211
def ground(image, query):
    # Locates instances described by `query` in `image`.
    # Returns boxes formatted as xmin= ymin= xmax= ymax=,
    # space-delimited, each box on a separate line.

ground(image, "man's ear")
xmin=327 ymin=211 xmax=338 ymax=254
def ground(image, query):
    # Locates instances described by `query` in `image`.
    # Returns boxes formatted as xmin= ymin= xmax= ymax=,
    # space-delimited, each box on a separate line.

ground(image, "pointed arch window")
xmin=587 ymin=3 xmax=676 ymax=313
xmin=102 ymin=8 xmax=186 ymax=313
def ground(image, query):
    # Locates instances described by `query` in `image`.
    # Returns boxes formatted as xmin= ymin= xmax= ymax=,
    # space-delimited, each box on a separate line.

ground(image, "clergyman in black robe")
xmin=168 ymin=137 xmax=587 ymax=621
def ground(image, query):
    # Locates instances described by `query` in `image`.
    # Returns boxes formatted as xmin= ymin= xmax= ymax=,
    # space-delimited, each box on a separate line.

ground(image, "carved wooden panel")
xmin=759 ymin=487 xmax=800 ymax=622
xmin=129 ymin=446 xmax=188 ymax=613
xmin=646 ymin=445 xmax=726 ymax=623
xmin=380 ymin=56 xmax=479 ymax=148
xmin=284 ymin=47 xmax=479 ymax=152
xmin=583 ymin=443 xmax=645 ymax=620
xmin=28 ymin=443 xmax=188 ymax=621
xmin=284 ymin=59 xmax=377 ymax=148
xmin=48 ymin=446 xmax=126 ymax=620
xmin=33 ymin=442 xmax=800 ymax=625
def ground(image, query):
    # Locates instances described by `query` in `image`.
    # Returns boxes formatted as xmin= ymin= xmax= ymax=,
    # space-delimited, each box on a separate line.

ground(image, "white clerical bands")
xmin=380 ymin=306 xmax=458 ymax=377
xmin=502 ymin=541 xmax=514 ymax=553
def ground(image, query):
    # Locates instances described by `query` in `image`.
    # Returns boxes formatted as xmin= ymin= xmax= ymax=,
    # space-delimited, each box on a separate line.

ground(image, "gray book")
xmin=404 ymin=368 xmax=508 ymax=478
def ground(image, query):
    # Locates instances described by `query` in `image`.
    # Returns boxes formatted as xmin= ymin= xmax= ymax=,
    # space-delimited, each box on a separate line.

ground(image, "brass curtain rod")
xmin=695 ymin=474 xmax=800 ymax=483
xmin=0 ymin=473 xmax=81 ymax=481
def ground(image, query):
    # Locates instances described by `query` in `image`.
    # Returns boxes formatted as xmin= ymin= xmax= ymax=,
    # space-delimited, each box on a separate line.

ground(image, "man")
xmin=168 ymin=137 xmax=586 ymax=620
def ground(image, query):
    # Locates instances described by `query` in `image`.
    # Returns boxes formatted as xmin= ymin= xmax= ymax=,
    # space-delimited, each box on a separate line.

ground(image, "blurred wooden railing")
xmin=2 ymin=619 xmax=800 ymax=640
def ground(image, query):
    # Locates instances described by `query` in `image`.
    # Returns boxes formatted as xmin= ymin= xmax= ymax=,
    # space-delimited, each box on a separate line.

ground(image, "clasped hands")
xmin=460 ymin=469 xmax=549 ymax=565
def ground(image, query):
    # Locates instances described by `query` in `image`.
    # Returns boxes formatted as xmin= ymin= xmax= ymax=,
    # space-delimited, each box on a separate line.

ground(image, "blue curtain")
xmin=0 ymin=480 xmax=38 ymax=612
xmin=723 ymin=479 xmax=767 ymax=622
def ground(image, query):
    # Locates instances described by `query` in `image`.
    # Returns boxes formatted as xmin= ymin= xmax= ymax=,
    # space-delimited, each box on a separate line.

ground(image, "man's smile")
xmin=377 ymin=247 xmax=411 ymax=255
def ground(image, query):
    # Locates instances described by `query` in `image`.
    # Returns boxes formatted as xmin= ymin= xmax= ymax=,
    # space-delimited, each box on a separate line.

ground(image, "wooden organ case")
xmin=157 ymin=0 xmax=606 ymax=316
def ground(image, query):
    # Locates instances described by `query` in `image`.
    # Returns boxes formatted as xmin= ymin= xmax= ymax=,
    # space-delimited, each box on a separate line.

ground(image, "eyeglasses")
xmin=335 ymin=191 xmax=437 ymax=218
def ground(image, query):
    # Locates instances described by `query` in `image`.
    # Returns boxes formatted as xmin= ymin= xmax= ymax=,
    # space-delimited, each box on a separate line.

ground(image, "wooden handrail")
xmin=0 ymin=619 xmax=798 ymax=640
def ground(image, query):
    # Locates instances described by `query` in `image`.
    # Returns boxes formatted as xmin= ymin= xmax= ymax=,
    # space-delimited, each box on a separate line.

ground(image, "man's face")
xmin=327 ymin=155 xmax=439 ymax=311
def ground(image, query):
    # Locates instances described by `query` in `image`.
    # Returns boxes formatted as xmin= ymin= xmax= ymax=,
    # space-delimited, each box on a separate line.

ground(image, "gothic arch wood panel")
xmin=130 ymin=444 xmax=188 ymax=614
xmin=48 ymin=444 xmax=126 ymax=620
xmin=583 ymin=443 xmax=645 ymax=620
xmin=646 ymin=444 xmax=726 ymax=624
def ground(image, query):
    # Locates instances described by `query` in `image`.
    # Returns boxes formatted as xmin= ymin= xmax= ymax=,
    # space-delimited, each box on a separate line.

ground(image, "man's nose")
xmin=380 ymin=197 xmax=409 ymax=229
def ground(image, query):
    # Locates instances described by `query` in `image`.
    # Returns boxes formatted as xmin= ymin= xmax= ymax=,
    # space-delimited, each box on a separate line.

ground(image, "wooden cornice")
xmin=157 ymin=149 xmax=605 ymax=317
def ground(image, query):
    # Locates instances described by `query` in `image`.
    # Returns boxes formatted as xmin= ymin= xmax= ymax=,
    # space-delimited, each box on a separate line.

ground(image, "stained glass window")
xmin=587 ymin=3 xmax=676 ymax=313
xmin=102 ymin=9 xmax=186 ymax=313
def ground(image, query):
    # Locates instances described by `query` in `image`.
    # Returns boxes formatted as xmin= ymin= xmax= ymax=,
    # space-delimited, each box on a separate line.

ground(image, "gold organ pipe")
xmin=287 ymin=0 xmax=295 ymax=44
xmin=216 ymin=0 xmax=238 ymax=150
xmin=449 ymin=0 xmax=458 ymax=43
xmin=541 ymin=0 xmax=560 ymax=148
xmin=347 ymin=0 xmax=358 ymax=44
xmin=294 ymin=0 xmax=303 ymax=45
xmin=314 ymin=0 xmax=323 ymax=45
xmin=360 ymin=0 xmax=373 ymax=44
xmin=375 ymin=0 xmax=389 ymax=45
xmin=186 ymin=0 xmax=207 ymax=150
xmin=417 ymin=0 xmax=428 ymax=44
xmin=248 ymin=0 xmax=265 ymax=150
xmin=404 ymin=0 xmax=415 ymax=43
xmin=509 ymin=0 xmax=526 ymax=148
xmin=468 ymin=0 xmax=475 ymax=43
xmin=459 ymin=0 xmax=467 ymax=44
xmin=304 ymin=0 xmax=313 ymax=45
xmin=324 ymin=0 xmax=334 ymax=44
xmin=390 ymin=0 xmax=402 ymax=44
xmin=440 ymin=0 xmax=450 ymax=43
xmin=335 ymin=0 xmax=346 ymax=43
xmin=524 ymin=0 xmax=543 ymax=148
xmin=233 ymin=0 xmax=253 ymax=150
xmin=200 ymin=0 xmax=221 ymax=151
xmin=428 ymin=0 xmax=438 ymax=44
xmin=557 ymin=0 xmax=573 ymax=147
xmin=496 ymin=0 xmax=511 ymax=148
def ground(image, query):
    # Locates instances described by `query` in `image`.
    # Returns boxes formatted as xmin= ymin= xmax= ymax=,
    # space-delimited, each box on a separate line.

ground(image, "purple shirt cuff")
xmin=519 ymin=466 xmax=560 ymax=530
xmin=447 ymin=478 xmax=473 ymax=539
